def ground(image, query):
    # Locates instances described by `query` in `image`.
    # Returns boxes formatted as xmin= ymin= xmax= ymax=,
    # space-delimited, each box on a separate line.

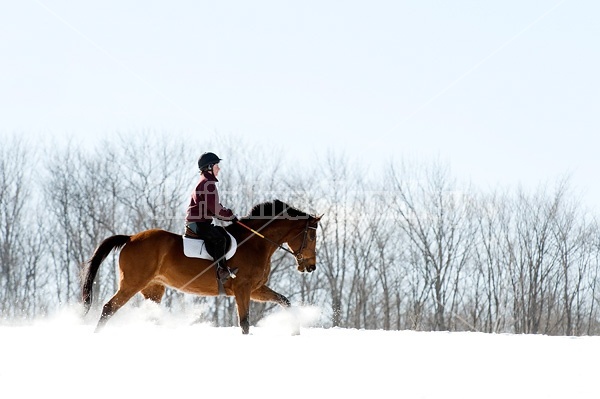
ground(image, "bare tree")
xmin=472 ymin=191 xmax=512 ymax=333
xmin=0 ymin=137 xmax=34 ymax=317
xmin=549 ymin=190 xmax=599 ymax=335
xmin=304 ymin=152 xmax=353 ymax=327
xmin=507 ymin=185 xmax=565 ymax=334
xmin=387 ymin=161 xmax=475 ymax=331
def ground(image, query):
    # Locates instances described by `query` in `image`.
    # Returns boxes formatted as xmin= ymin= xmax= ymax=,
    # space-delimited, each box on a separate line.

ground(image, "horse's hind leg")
xmin=95 ymin=286 xmax=139 ymax=332
xmin=250 ymin=285 xmax=291 ymax=307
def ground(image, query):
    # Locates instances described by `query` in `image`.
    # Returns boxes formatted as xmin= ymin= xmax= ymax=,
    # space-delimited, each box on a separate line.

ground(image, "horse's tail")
xmin=82 ymin=234 xmax=131 ymax=315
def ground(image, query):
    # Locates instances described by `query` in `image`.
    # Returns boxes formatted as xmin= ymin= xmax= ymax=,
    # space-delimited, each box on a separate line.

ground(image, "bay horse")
xmin=82 ymin=200 xmax=321 ymax=334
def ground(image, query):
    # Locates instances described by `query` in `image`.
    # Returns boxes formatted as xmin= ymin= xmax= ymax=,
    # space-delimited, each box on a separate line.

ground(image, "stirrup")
xmin=217 ymin=266 xmax=238 ymax=284
xmin=228 ymin=267 xmax=238 ymax=279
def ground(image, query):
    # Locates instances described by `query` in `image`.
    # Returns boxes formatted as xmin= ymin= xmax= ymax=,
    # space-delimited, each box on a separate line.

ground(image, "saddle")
xmin=182 ymin=229 xmax=237 ymax=261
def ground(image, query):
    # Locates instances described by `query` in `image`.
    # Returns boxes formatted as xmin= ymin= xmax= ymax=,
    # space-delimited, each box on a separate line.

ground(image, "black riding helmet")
xmin=198 ymin=152 xmax=222 ymax=171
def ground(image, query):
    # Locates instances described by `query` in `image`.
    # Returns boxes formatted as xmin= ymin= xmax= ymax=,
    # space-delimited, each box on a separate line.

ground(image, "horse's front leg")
xmin=233 ymin=284 xmax=252 ymax=334
xmin=252 ymin=285 xmax=302 ymax=335
xmin=250 ymin=285 xmax=291 ymax=307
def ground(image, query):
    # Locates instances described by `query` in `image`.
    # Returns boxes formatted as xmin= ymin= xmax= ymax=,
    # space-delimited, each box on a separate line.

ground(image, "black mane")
xmin=244 ymin=199 xmax=310 ymax=220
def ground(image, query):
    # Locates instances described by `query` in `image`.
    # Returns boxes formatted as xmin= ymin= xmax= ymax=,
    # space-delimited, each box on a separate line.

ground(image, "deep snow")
xmin=0 ymin=304 xmax=597 ymax=399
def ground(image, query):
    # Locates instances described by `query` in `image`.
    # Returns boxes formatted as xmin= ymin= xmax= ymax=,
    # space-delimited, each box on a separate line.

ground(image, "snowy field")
xmin=1 ymin=304 xmax=598 ymax=399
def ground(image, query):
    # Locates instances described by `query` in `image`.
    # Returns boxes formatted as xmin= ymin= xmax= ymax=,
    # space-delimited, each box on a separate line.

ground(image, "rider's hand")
xmin=231 ymin=215 xmax=239 ymax=224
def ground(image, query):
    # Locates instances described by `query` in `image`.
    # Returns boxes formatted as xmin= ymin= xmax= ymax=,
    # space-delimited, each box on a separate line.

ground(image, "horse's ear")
xmin=315 ymin=213 xmax=324 ymax=222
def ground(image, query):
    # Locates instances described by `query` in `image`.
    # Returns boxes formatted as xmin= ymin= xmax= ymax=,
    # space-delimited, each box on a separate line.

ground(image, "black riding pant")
xmin=187 ymin=222 xmax=229 ymax=265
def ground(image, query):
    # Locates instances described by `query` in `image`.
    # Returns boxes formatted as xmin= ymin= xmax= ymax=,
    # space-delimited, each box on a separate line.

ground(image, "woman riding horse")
xmin=185 ymin=152 xmax=238 ymax=284
xmin=83 ymin=199 xmax=321 ymax=334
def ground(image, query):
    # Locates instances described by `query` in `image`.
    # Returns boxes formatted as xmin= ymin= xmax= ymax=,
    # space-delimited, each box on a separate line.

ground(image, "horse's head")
xmin=244 ymin=200 xmax=323 ymax=273
xmin=288 ymin=214 xmax=322 ymax=273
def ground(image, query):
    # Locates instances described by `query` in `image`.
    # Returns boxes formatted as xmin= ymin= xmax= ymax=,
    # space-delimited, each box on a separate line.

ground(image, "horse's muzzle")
xmin=297 ymin=263 xmax=316 ymax=273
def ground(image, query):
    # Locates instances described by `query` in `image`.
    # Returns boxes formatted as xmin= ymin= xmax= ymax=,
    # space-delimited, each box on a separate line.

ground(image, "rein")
xmin=235 ymin=219 xmax=315 ymax=261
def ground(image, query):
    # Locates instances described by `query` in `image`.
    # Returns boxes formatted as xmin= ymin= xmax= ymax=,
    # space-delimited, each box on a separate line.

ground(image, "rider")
xmin=185 ymin=152 xmax=238 ymax=284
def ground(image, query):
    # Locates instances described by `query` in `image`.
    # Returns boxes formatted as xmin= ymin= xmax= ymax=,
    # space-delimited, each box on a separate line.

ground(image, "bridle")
xmin=287 ymin=220 xmax=318 ymax=262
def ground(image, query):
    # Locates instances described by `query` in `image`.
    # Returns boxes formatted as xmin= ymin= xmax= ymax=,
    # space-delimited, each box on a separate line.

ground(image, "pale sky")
xmin=2 ymin=1 xmax=599 ymax=210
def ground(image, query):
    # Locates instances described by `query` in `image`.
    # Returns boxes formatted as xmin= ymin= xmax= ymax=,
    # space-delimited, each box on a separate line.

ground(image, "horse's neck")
xmin=247 ymin=219 xmax=296 ymax=244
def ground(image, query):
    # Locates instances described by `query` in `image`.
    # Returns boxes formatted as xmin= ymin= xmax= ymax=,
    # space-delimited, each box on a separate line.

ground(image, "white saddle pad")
xmin=182 ymin=232 xmax=237 ymax=260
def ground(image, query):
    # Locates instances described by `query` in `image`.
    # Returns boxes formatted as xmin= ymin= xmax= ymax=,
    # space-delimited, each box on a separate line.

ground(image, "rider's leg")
xmin=206 ymin=229 xmax=237 ymax=283
xmin=191 ymin=222 xmax=236 ymax=283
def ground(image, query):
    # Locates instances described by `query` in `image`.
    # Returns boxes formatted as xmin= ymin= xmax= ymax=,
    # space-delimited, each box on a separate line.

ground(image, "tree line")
xmin=1 ymin=133 xmax=599 ymax=335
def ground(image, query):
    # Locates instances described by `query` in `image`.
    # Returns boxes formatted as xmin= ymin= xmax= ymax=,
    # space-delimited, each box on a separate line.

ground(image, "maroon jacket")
xmin=186 ymin=172 xmax=235 ymax=224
